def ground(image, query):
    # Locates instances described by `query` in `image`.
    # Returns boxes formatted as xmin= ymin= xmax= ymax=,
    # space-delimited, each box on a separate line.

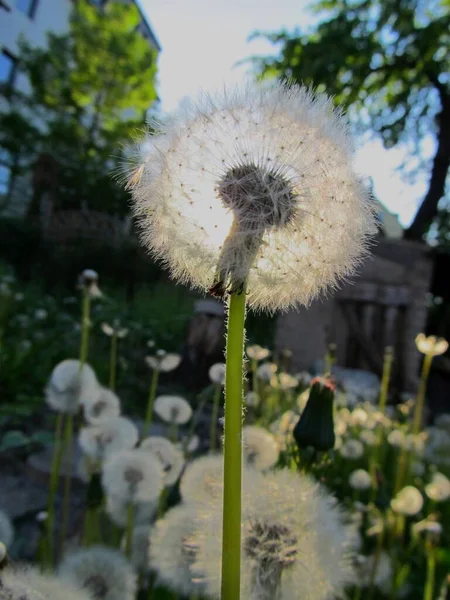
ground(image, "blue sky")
xmin=141 ymin=0 xmax=432 ymax=227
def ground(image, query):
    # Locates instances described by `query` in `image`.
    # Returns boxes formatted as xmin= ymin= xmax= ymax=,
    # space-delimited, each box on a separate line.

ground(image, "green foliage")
xmin=248 ymin=0 xmax=450 ymax=240
xmin=0 ymin=0 xmax=158 ymax=215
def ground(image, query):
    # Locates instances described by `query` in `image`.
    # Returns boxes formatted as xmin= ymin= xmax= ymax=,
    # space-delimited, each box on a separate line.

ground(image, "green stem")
xmin=379 ymin=346 xmax=394 ymax=414
xmin=393 ymin=446 xmax=408 ymax=495
xmin=221 ymin=291 xmax=246 ymax=600
xmin=367 ymin=522 xmax=385 ymax=600
xmin=210 ymin=383 xmax=222 ymax=452
xmin=80 ymin=289 xmax=91 ymax=364
xmin=109 ymin=333 xmax=118 ymax=391
xmin=424 ymin=547 xmax=436 ymax=600
xmin=143 ymin=369 xmax=160 ymax=438
xmin=59 ymin=413 xmax=74 ymax=551
xmin=412 ymin=353 xmax=433 ymax=435
xmin=44 ymin=411 xmax=64 ymax=568
xmin=125 ymin=503 xmax=135 ymax=559
xmin=183 ymin=394 xmax=207 ymax=454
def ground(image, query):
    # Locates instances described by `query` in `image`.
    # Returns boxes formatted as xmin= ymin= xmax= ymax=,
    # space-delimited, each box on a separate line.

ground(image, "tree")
xmin=0 ymin=0 xmax=158 ymax=216
xmin=248 ymin=0 xmax=449 ymax=241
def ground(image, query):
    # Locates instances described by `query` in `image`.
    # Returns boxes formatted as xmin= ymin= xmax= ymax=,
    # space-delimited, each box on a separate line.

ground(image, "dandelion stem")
xmin=143 ymin=369 xmax=160 ymax=438
xmin=424 ymin=547 xmax=436 ymax=600
xmin=44 ymin=411 xmax=64 ymax=568
xmin=378 ymin=347 xmax=394 ymax=415
xmin=210 ymin=383 xmax=222 ymax=452
xmin=125 ymin=503 xmax=135 ymax=559
xmin=221 ymin=290 xmax=246 ymax=600
xmin=80 ymin=289 xmax=91 ymax=364
xmin=412 ymin=353 xmax=433 ymax=435
xmin=109 ymin=332 xmax=118 ymax=390
xmin=59 ymin=413 xmax=74 ymax=551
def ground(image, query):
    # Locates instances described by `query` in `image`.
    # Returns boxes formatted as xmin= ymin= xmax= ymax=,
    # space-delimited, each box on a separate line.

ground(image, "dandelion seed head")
xmin=425 ymin=472 xmax=450 ymax=502
xmin=149 ymin=505 xmax=205 ymax=597
xmin=79 ymin=417 xmax=139 ymax=460
xmin=193 ymin=469 xmax=358 ymax=599
xmin=180 ymin=454 xmax=223 ymax=503
xmin=127 ymin=82 xmax=376 ymax=311
xmin=83 ymin=388 xmax=121 ymax=425
xmin=349 ymin=469 xmax=372 ymax=490
xmin=340 ymin=439 xmax=364 ymax=460
xmin=391 ymin=486 xmax=423 ymax=516
xmin=140 ymin=436 xmax=185 ymax=485
xmin=242 ymin=426 xmax=279 ymax=470
xmin=0 ymin=567 xmax=94 ymax=600
xmin=105 ymin=495 xmax=157 ymax=528
xmin=154 ymin=395 xmax=193 ymax=424
xmin=45 ymin=360 xmax=98 ymax=414
xmin=257 ymin=362 xmax=278 ymax=382
xmin=208 ymin=363 xmax=226 ymax=384
xmin=145 ymin=353 xmax=182 ymax=372
xmin=102 ymin=449 xmax=163 ymax=504
xmin=246 ymin=345 xmax=270 ymax=361
xmin=58 ymin=546 xmax=137 ymax=600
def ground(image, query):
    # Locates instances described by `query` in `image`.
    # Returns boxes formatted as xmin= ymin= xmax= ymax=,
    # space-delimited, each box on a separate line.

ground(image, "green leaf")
xmin=0 ymin=430 xmax=30 ymax=451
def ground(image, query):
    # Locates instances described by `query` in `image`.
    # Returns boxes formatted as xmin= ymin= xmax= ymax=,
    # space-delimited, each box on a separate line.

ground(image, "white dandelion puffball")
xmin=387 ymin=429 xmax=406 ymax=448
xmin=45 ymin=359 xmax=98 ymax=414
xmin=247 ymin=345 xmax=270 ymax=361
xmin=83 ymin=387 xmax=121 ymax=425
xmin=0 ymin=566 xmax=94 ymax=600
xmin=349 ymin=469 xmax=372 ymax=490
xmin=208 ymin=362 xmax=226 ymax=384
xmin=145 ymin=352 xmax=182 ymax=372
xmin=58 ymin=546 xmax=137 ymax=600
xmin=425 ymin=472 xmax=450 ymax=502
xmin=140 ymin=436 xmax=185 ymax=485
xmin=127 ymin=82 xmax=376 ymax=311
xmin=245 ymin=391 xmax=260 ymax=407
xmin=106 ymin=495 xmax=157 ymax=528
xmin=391 ymin=486 xmax=424 ymax=516
xmin=79 ymin=416 xmax=139 ymax=460
xmin=180 ymin=454 xmax=223 ymax=503
xmin=242 ymin=426 xmax=279 ymax=470
xmin=102 ymin=449 xmax=163 ymax=504
xmin=154 ymin=395 xmax=193 ymax=424
xmin=413 ymin=518 xmax=443 ymax=536
xmin=150 ymin=505 xmax=205 ymax=597
xmin=192 ymin=469 xmax=358 ymax=600
xmin=0 ymin=508 xmax=14 ymax=548
xmin=340 ymin=439 xmax=364 ymax=460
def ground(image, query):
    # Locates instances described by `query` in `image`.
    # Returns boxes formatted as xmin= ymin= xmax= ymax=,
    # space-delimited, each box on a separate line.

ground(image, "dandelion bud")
xmin=293 ymin=377 xmax=336 ymax=452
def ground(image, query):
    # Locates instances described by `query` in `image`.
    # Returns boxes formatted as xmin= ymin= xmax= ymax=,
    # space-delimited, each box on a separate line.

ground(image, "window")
xmin=0 ymin=50 xmax=17 ymax=88
xmin=16 ymin=0 xmax=38 ymax=18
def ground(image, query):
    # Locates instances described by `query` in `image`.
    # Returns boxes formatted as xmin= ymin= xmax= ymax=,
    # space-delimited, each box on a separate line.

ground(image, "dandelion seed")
xmin=102 ymin=450 xmax=163 ymax=504
xmin=180 ymin=455 xmax=223 ymax=503
xmin=45 ymin=359 xmax=98 ymax=414
xmin=391 ymin=486 xmax=424 ymax=516
xmin=79 ymin=416 xmax=139 ymax=460
xmin=126 ymin=82 xmax=376 ymax=311
xmin=0 ymin=509 xmax=14 ymax=549
xmin=149 ymin=505 xmax=205 ymax=597
xmin=242 ymin=426 xmax=279 ymax=470
xmin=83 ymin=388 xmax=121 ymax=425
xmin=140 ymin=436 xmax=185 ymax=485
xmin=154 ymin=395 xmax=193 ymax=425
xmin=193 ymin=469 xmax=358 ymax=599
xmin=0 ymin=566 xmax=93 ymax=600
xmin=58 ymin=546 xmax=137 ymax=600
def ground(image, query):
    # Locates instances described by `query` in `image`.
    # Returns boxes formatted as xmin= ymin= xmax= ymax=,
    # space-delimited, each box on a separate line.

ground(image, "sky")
xmin=140 ymin=0 xmax=432 ymax=227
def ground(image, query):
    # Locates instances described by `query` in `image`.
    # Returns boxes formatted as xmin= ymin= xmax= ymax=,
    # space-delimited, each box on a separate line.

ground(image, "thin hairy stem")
xmin=44 ymin=411 xmax=64 ymax=568
xmin=143 ymin=369 xmax=160 ymax=438
xmin=221 ymin=290 xmax=246 ymax=600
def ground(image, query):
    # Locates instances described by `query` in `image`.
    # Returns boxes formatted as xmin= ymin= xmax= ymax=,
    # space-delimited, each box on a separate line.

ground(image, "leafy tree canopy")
xmin=248 ymin=0 xmax=449 ymax=241
xmin=0 ymin=0 xmax=158 ymax=216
